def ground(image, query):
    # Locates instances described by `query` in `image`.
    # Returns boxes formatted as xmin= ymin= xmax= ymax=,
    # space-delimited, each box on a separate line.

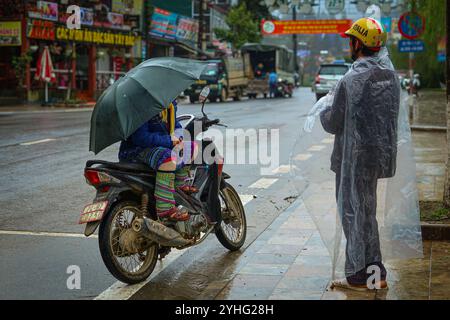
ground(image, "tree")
xmin=238 ymin=0 xmax=270 ymax=20
xmin=404 ymin=0 xmax=446 ymax=88
xmin=214 ymin=3 xmax=261 ymax=49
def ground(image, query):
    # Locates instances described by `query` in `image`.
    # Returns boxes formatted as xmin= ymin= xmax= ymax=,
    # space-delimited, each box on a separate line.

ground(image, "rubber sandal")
xmin=179 ymin=185 xmax=199 ymax=194
xmin=158 ymin=207 xmax=190 ymax=221
xmin=330 ymin=278 xmax=388 ymax=292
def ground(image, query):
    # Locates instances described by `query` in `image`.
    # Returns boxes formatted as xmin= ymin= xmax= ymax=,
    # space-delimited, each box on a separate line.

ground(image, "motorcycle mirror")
xmin=199 ymin=86 xmax=210 ymax=102
xmin=200 ymin=86 xmax=210 ymax=117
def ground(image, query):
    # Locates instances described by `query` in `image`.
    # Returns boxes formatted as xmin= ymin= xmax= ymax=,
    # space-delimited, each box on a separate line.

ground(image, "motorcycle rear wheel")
xmin=98 ymin=200 xmax=158 ymax=284
xmin=215 ymin=182 xmax=247 ymax=251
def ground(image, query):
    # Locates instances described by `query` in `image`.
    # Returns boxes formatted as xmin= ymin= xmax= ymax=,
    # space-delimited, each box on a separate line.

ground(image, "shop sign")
xmin=56 ymin=26 xmax=138 ymax=46
xmin=0 ymin=21 xmax=22 ymax=46
xmin=80 ymin=7 xmax=94 ymax=26
xmin=150 ymin=7 xmax=178 ymax=40
xmin=112 ymin=0 xmax=143 ymax=15
xmin=108 ymin=12 xmax=124 ymax=29
xmin=176 ymin=17 xmax=199 ymax=44
xmin=29 ymin=1 xmax=59 ymax=22
xmin=261 ymin=19 xmax=352 ymax=35
xmin=149 ymin=7 xmax=199 ymax=44
xmin=28 ymin=20 xmax=55 ymax=40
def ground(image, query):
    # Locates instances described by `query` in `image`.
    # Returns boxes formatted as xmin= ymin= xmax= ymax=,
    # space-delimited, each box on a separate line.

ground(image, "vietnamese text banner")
xmin=261 ymin=19 xmax=352 ymax=35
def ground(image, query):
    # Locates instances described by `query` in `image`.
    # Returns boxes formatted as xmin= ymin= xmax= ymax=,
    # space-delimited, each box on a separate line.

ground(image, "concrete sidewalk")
xmin=211 ymin=199 xmax=450 ymax=300
xmin=411 ymin=89 xmax=447 ymax=202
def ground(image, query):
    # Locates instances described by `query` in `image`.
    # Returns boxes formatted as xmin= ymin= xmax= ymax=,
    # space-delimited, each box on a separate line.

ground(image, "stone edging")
xmin=421 ymin=222 xmax=450 ymax=240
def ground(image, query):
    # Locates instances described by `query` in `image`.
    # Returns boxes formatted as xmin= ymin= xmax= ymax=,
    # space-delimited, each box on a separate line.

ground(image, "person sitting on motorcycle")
xmin=118 ymin=99 xmax=198 ymax=222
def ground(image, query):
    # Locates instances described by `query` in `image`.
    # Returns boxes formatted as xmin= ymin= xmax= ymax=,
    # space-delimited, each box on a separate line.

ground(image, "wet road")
xmin=0 ymin=88 xmax=315 ymax=299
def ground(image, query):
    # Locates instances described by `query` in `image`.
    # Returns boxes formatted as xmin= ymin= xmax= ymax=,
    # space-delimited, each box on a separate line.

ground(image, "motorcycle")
xmin=276 ymin=78 xmax=293 ymax=98
xmin=79 ymin=87 xmax=247 ymax=284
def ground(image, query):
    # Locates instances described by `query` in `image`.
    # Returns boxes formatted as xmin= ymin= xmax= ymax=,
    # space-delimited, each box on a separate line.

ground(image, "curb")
xmin=411 ymin=125 xmax=446 ymax=132
xmin=421 ymin=222 xmax=450 ymax=240
xmin=53 ymin=102 xmax=95 ymax=109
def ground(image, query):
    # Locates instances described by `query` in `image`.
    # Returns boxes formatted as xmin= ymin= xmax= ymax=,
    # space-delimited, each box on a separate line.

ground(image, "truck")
xmin=241 ymin=43 xmax=295 ymax=99
xmin=185 ymin=57 xmax=248 ymax=103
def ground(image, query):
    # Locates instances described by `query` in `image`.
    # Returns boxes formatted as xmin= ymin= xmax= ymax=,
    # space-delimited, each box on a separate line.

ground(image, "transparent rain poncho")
xmin=290 ymin=47 xmax=423 ymax=279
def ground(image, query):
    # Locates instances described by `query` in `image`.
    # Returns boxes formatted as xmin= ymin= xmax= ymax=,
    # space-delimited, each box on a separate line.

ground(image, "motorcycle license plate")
xmin=78 ymin=201 xmax=108 ymax=224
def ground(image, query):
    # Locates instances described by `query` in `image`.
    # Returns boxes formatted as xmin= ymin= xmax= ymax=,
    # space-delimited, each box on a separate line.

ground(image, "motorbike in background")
xmin=276 ymin=78 xmax=294 ymax=98
xmin=79 ymin=87 xmax=247 ymax=284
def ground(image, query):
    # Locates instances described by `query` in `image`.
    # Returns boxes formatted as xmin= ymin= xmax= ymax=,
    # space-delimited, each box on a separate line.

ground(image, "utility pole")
xmin=292 ymin=5 xmax=299 ymax=72
xmin=444 ymin=0 xmax=450 ymax=206
xmin=197 ymin=0 xmax=207 ymax=56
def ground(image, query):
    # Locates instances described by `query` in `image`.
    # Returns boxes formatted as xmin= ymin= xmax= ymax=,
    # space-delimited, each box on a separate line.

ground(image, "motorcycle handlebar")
xmin=204 ymin=118 xmax=220 ymax=127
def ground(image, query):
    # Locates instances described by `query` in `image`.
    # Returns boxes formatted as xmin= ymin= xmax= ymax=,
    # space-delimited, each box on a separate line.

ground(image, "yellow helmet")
xmin=344 ymin=17 xmax=387 ymax=50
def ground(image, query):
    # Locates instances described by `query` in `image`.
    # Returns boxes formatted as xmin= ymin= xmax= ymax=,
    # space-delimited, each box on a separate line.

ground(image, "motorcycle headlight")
xmin=278 ymin=78 xmax=283 ymax=82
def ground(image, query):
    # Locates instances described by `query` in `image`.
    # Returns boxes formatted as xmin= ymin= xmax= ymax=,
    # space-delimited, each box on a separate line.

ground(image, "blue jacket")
xmin=269 ymin=72 xmax=278 ymax=85
xmin=118 ymin=102 xmax=182 ymax=161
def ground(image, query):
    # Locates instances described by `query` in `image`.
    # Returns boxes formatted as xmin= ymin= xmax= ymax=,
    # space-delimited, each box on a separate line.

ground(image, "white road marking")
xmin=95 ymin=248 xmax=186 ymax=300
xmin=239 ymin=194 xmax=255 ymax=206
xmin=0 ymin=230 xmax=96 ymax=238
xmin=271 ymin=165 xmax=293 ymax=174
xmin=308 ymin=145 xmax=326 ymax=152
xmin=321 ymin=138 xmax=334 ymax=144
xmin=294 ymin=153 xmax=312 ymax=161
xmin=248 ymin=178 xmax=278 ymax=189
xmin=20 ymin=138 xmax=56 ymax=146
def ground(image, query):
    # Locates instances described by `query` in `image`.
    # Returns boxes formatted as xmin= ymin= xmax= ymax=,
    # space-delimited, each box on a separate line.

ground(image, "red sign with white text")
xmin=261 ymin=19 xmax=352 ymax=35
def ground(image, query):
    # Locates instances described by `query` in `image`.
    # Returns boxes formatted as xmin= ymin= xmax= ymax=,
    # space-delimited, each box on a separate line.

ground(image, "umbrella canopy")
xmin=35 ymin=46 xmax=56 ymax=83
xmin=89 ymin=57 xmax=208 ymax=154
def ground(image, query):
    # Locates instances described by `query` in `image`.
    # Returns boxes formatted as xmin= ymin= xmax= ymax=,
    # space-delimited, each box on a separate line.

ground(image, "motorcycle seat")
xmin=86 ymin=160 xmax=156 ymax=174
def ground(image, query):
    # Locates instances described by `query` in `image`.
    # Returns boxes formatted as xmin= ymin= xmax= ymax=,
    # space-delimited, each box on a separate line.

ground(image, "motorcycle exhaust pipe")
xmin=132 ymin=217 xmax=193 ymax=247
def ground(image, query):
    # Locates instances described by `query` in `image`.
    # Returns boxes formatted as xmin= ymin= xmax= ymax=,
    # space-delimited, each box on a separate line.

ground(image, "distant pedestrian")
xmin=268 ymin=70 xmax=278 ymax=98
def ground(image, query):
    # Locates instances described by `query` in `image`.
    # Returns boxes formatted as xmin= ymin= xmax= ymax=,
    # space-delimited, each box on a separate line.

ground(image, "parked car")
xmin=312 ymin=63 xmax=351 ymax=101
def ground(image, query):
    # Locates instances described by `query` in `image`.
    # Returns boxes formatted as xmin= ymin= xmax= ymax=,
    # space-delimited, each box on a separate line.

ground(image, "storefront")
xmin=0 ymin=20 xmax=24 ymax=102
xmin=22 ymin=1 xmax=141 ymax=103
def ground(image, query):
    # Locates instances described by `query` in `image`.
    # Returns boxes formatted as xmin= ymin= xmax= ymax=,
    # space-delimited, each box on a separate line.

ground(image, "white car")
xmin=312 ymin=63 xmax=351 ymax=101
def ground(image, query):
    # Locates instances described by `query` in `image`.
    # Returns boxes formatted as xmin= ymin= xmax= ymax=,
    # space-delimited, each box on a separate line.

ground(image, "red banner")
xmin=261 ymin=19 xmax=352 ymax=35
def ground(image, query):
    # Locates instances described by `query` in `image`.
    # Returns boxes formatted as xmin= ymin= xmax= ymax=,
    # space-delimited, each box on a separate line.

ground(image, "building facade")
xmin=0 ymin=0 xmax=142 ymax=103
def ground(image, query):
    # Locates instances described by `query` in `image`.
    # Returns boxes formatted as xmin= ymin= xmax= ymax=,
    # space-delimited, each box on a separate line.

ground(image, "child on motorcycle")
xmin=118 ymin=99 xmax=198 ymax=222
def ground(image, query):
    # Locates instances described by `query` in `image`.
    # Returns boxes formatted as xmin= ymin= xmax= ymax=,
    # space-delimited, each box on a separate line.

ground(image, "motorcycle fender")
xmin=222 ymin=172 xmax=231 ymax=179
xmin=84 ymin=221 xmax=101 ymax=237
xmin=83 ymin=187 xmax=129 ymax=237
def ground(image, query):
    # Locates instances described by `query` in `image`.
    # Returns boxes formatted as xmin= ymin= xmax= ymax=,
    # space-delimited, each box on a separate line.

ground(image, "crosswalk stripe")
xmin=248 ymin=178 xmax=278 ymax=189
xmin=271 ymin=165 xmax=292 ymax=174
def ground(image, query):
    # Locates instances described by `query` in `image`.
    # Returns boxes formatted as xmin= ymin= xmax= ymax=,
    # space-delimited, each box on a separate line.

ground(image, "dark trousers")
xmin=335 ymin=171 xmax=385 ymax=284
xmin=269 ymin=83 xmax=277 ymax=98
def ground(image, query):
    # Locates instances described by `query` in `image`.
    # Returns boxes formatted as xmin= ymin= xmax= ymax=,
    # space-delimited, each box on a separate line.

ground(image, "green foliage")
xmin=11 ymin=50 xmax=33 ymax=86
xmin=238 ymin=0 xmax=270 ymax=20
xmin=393 ymin=0 xmax=446 ymax=88
xmin=213 ymin=3 xmax=261 ymax=49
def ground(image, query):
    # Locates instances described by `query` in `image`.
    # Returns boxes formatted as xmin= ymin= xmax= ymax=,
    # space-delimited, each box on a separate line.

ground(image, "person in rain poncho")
xmin=319 ymin=18 xmax=400 ymax=290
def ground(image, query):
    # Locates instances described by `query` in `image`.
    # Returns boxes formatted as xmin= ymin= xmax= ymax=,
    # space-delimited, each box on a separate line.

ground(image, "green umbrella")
xmin=89 ymin=57 xmax=208 ymax=154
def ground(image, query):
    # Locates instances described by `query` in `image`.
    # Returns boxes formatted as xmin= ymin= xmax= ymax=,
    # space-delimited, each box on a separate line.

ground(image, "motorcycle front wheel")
xmin=215 ymin=182 xmax=247 ymax=251
xmin=98 ymin=200 xmax=158 ymax=284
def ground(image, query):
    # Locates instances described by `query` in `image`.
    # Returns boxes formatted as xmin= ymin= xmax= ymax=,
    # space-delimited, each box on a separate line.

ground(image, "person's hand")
xmin=171 ymin=136 xmax=181 ymax=146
